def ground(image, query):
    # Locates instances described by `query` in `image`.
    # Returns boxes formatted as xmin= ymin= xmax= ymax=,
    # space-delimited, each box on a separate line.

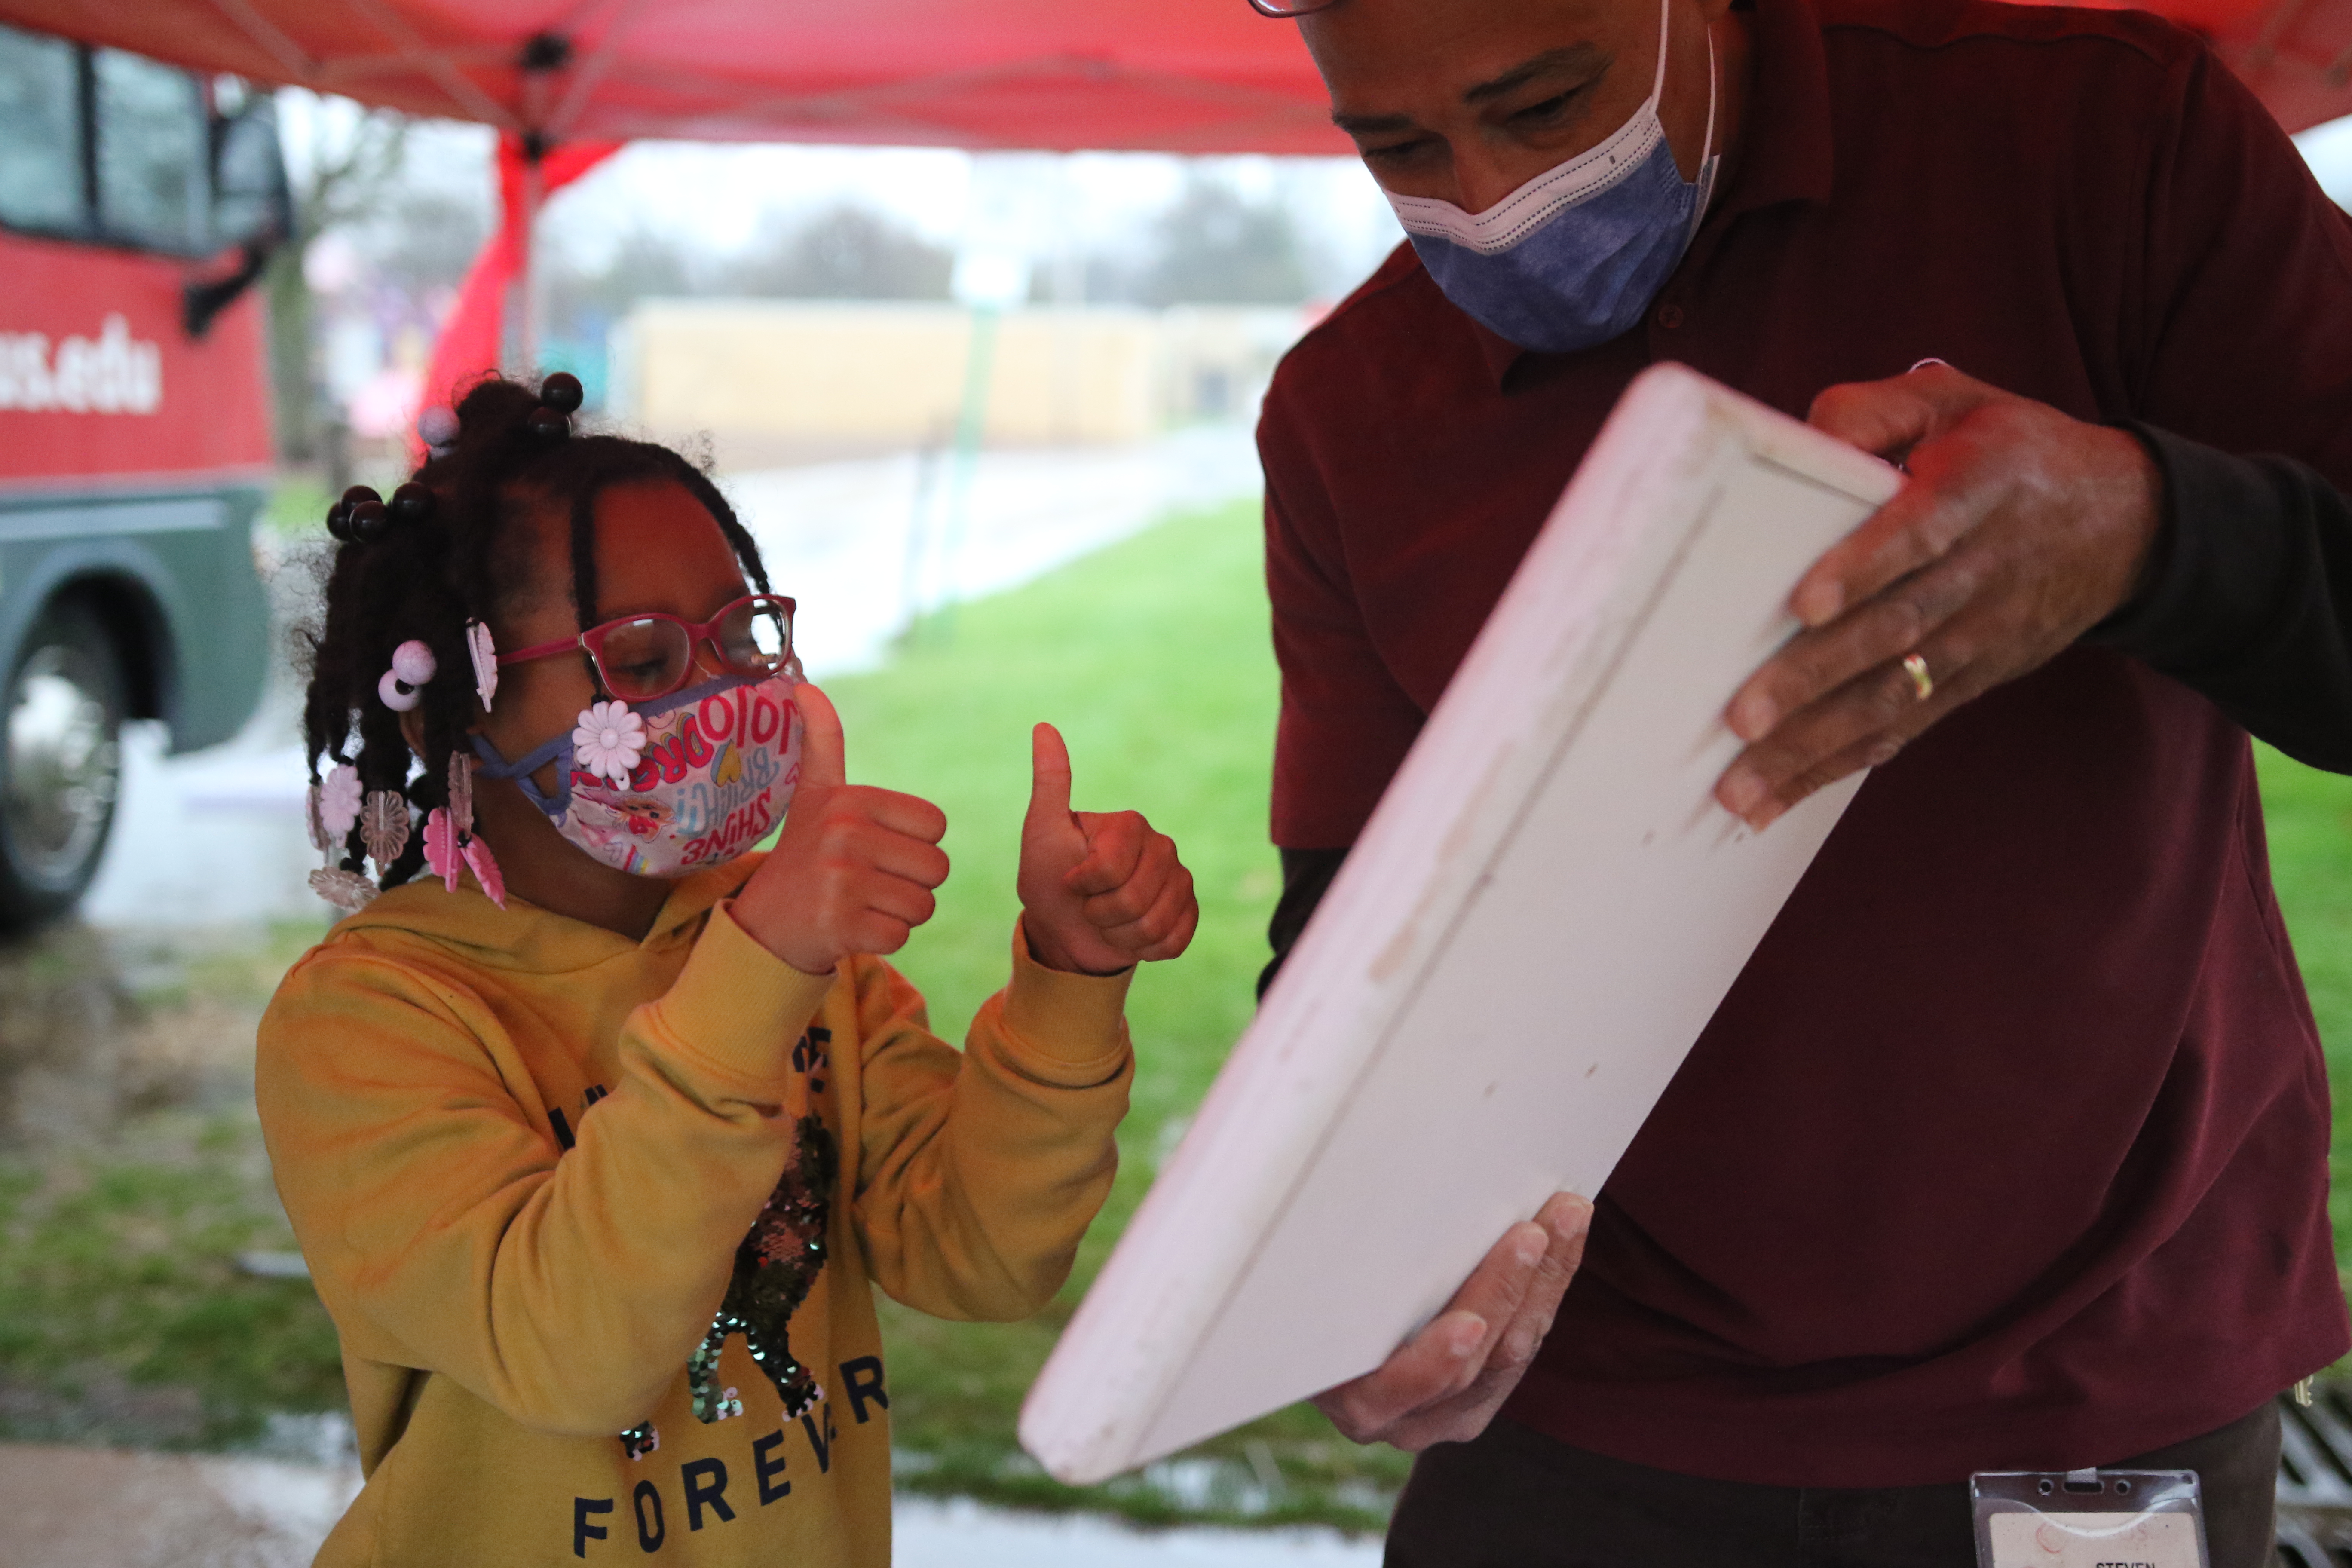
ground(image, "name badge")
xmin=1973 ymin=1470 xmax=2208 ymax=1568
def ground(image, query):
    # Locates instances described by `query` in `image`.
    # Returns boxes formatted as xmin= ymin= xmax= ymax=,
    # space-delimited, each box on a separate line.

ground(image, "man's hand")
xmin=733 ymin=683 xmax=951 ymax=974
xmin=1017 ymin=722 xmax=1199 ymax=974
xmin=1715 ymin=363 xmax=2163 ymax=829
xmin=1314 ymin=1193 xmax=1590 ymax=1452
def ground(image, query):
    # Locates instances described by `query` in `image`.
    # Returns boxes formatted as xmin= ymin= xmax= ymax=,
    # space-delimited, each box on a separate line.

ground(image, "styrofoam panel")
xmin=1020 ymin=364 xmax=1903 ymax=1484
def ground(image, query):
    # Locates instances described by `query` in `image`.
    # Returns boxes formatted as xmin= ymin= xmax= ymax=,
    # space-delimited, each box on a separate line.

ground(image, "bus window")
xmin=210 ymin=89 xmax=286 ymax=249
xmin=94 ymin=49 xmax=205 ymax=252
xmin=0 ymin=24 xmax=82 ymax=234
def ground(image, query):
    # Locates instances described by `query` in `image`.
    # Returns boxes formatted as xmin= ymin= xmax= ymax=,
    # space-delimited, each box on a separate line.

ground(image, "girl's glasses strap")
xmin=497 ymin=634 xmax=587 ymax=666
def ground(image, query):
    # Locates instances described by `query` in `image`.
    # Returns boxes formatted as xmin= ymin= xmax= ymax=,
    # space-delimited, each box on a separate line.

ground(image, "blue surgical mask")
xmin=1385 ymin=0 xmax=1719 ymax=355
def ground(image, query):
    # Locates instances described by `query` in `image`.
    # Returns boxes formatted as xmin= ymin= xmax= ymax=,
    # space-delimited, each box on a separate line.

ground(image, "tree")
xmin=720 ymin=204 xmax=954 ymax=300
xmin=263 ymin=104 xmax=408 ymax=463
xmin=543 ymin=224 xmax=700 ymax=333
xmin=364 ymin=188 xmax=489 ymax=300
xmin=1124 ymin=179 xmax=1309 ymax=307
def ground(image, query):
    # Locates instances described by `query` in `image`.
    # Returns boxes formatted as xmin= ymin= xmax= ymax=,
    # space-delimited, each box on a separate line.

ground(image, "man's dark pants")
xmin=1387 ymin=1400 xmax=2281 ymax=1568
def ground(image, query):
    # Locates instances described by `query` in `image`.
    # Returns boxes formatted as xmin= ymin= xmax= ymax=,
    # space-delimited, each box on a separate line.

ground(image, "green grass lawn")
xmin=0 ymin=921 xmax=343 ymax=1453
xmin=824 ymin=500 xmax=1409 ymax=1527
xmin=2253 ymin=746 xmax=2352 ymax=1264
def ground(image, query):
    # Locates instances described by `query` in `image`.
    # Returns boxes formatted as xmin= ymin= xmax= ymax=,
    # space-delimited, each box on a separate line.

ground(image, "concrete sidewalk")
xmin=0 ymin=1444 xmax=1381 ymax=1567
xmin=0 ymin=1444 xmax=355 ymax=1568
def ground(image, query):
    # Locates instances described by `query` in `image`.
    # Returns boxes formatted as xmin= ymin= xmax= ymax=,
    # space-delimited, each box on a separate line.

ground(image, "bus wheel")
xmin=0 ymin=602 xmax=125 ymax=928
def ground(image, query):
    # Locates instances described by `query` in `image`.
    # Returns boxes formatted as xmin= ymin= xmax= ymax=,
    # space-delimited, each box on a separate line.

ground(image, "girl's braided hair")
xmin=297 ymin=374 xmax=772 ymax=892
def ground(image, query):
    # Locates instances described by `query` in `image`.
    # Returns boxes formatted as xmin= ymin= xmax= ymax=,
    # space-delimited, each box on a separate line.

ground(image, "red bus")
xmin=0 ymin=21 xmax=283 ymax=924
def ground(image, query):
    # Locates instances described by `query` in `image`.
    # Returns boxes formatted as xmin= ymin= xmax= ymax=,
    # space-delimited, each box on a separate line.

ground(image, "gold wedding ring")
xmin=1902 ymin=652 xmax=1934 ymax=703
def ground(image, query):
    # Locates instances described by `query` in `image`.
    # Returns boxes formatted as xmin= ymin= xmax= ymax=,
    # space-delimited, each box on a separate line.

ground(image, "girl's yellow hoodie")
xmin=256 ymin=854 xmax=1133 ymax=1566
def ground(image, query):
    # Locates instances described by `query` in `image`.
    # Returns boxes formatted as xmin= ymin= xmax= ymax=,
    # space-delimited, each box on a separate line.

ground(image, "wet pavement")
xmin=0 ymin=1447 xmax=1381 ymax=1567
xmin=0 ymin=1445 xmax=355 ymax=1568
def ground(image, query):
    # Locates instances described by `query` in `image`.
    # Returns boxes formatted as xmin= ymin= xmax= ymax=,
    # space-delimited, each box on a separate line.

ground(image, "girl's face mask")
xmin=472 ymin=671 xmax=804 ymax=879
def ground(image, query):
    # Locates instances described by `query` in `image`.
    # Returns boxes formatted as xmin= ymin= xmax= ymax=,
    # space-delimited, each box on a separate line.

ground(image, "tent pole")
xmin=518 ymin=144 xmax=544 ymax=375
xmin=932 ymin=302 xmax=1000 ymax=643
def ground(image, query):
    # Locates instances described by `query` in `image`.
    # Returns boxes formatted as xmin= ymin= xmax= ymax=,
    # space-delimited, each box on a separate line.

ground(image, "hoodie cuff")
xmin=649 ymin=900 xmax=834 ymax=1083
xmin=1000 ymin=921 xmax=1134 ymax=1072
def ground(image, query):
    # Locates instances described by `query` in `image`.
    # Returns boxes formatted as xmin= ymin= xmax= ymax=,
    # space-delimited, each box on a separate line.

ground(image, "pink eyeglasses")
xmin=499 ymin=594 xmax=796 ymax=702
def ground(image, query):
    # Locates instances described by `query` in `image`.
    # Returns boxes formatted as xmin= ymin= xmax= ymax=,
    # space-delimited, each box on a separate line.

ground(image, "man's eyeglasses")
xmin=1247 ymin=0 xmax=1341 ymax=14
xmin=499 ymin=594 xmax=797 ymax=703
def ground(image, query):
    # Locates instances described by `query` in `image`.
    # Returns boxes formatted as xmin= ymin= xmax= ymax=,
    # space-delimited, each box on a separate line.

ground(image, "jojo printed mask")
xmin=472 ymin=673 xmax=804 ymax=878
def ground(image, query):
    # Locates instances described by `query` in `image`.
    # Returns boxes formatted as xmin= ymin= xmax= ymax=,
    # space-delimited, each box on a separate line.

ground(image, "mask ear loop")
xmin=1648 ymin=0 xmax=1672 ymax=108
xmin=1649 ymin=0 xmax=1720 ymax=223
xmin=1697 ymin=22 xmax=1721 ymax=214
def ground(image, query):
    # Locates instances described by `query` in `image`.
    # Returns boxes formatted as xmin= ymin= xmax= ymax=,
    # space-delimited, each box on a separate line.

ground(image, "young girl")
xmin=257 ymin=374 xmax=1197 ymax=1566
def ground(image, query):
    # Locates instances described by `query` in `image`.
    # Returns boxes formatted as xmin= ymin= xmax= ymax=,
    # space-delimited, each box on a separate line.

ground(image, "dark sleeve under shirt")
xmin=1263 ymin=437 xmax=2352 ymax=993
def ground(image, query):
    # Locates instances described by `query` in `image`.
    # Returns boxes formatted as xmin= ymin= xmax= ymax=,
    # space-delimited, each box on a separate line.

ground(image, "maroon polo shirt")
xmin=1259 ymin=0 xmax=2352 ymax=1486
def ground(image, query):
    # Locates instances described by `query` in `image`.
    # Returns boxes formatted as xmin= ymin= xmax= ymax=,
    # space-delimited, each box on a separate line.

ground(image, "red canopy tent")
xmin=0 ymin=0 xmax=1362 ymax=413
xmin=0 ymin=0 xmax=1350 ymax=153
xmin=2 ymin=0 xmax=2344 ymax=407
xmin=3 ymin=0 xmax=2342 ymax=149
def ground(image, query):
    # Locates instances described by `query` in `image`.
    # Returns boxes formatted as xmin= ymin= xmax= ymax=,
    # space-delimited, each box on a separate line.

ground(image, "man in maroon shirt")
xmin=1246 ymin=0 xmax=2352 ymax=1562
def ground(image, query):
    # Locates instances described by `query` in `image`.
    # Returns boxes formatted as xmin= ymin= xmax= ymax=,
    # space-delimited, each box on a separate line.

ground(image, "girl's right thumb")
xmin=793 ymin=683 xmax=847 ymax=788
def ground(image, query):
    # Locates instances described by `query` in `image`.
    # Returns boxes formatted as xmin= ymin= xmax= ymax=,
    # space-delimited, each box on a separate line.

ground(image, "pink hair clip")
xmin=315 ymin=764 xmax=362 ymax=838
xmin=361 ymin=790 xmax=410 ymax=865
xmin=423 ymin=808 xmax=459 ymax=891
xmin=447 ymin=752 xmax=474 ymax=836
xmin=463 ymin=835 xmax=506 ymax=907
xmin=308 ymin=867 xmax=378 ymax=913
xmin=423 ymin=779 xmax=506 ymax=910
xmin=466 ymin=621 xmax=498 ymax=711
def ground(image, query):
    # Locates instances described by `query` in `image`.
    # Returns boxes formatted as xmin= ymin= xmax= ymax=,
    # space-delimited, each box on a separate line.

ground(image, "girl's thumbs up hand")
xmin=1017 ymin=722 xmax=1198 ymax=975
xmin=735 ymin=684 xmax=951 ymax=976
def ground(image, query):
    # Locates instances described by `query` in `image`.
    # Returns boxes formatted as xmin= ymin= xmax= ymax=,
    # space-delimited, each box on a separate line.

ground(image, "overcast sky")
xmin=278 ymin=91 xmax=1405 ymax=303
xmin=281 ymin=88 xmax=2352 ymax=304
xmin=2294 ymin=115 xmax=2352 ymax=207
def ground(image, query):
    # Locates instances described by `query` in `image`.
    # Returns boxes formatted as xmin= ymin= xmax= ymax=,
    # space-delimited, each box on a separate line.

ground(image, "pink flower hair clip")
xmin=306 ymin=763 xmax=377 ymax=913
xmin=312 ymin=763 xmax=362 ymax=842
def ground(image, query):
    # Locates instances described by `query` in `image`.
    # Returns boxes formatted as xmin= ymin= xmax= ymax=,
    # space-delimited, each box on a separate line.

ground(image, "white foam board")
xmin=1020 ymin=364 xmax=1902 ymax=1485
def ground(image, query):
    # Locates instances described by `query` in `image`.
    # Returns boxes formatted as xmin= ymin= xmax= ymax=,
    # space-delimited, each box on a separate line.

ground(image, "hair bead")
xmin=390 ymin=640 xmax=438 ymax=686
xmin=350 ymin=499 xmax=391 ymax=542
xmin=329 ymin=484 xmax=381 ymax=544
xmin=416 ymin=404 xmax=459 ymax=450
xmin=377 ymin=668 xmax=422 ymax=711
xmin=390 ymin=482 xmax=437 ymax=524
xmin=539 ymin=372 xmax=585 ymax=414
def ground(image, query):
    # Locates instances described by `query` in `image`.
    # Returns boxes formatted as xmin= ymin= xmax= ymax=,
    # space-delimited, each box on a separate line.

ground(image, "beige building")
xmin=609 ymin=300 xmax=1309 ymax=467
